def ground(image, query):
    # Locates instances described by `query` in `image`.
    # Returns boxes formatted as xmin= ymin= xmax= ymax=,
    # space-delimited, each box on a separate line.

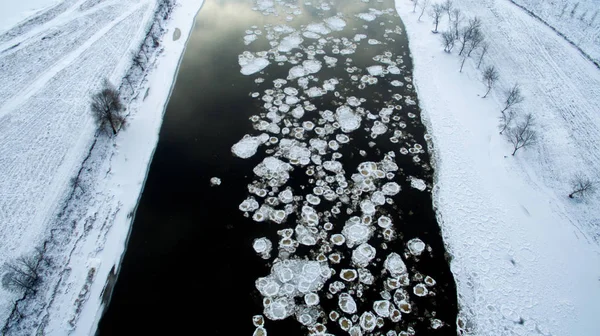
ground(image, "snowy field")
xmin=395 ymin=0 xmax=600 ymax=335
xmin=510 ymin=0 xmax=600 ymax=66
xmin=0 ymin=0 xmax=204 ymax=334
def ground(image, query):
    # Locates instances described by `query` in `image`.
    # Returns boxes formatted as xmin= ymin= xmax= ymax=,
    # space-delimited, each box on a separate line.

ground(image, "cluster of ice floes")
xmin=235 ymin=1 xmax=445 ymax=335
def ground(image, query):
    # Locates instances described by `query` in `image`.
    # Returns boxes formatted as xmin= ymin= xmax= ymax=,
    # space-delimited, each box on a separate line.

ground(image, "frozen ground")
xmin=510 ymin=0 xmax=600 ymax=66
xmin=0 ymin=0 xmax=204 ymax=334
xmin=0 ymin=0 xmax=60 ymax=32
xmin=395 ymin=0 xmax=600 ymax=335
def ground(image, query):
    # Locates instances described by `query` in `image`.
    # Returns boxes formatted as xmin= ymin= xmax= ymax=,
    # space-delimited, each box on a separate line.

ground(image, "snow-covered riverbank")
xmin=0 ymin=0 xmax=204 ymax=334
xmin=395 ymin=0 xmax=600 ymax=334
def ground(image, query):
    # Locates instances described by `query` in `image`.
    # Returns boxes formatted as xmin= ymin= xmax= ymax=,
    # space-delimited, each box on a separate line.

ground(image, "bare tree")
xmin=1 ymin=250 xmax=44 ymax=294
xmin=498 ymin=109 xmax=515 ymax=135
xmin=458 ymin=17 xmax=482 ymax=56
xmin=570 ymin=3 xmax=579 ymax=18
xmin=90 ymin=80 xmax=125 ymax=136
xmin=501 ymin=83 xmax=525 ymax=113
xmin=430 ymin=3 xmax=445 ymax=33
xmin=459 ymin=54 xmax=467 ymax=72
xmin=442 ymin=0 xmax=454 ymax=23
xmin=477 ymin=42 xmax=489 ymax=68
xmin=466 ymin=28 xmax=484 ymax=57
xmin=442 ymin=30 xmax=456 ymax=52
xmin=418 ymin=0 xmax=430 ymax=21
xmin=451 ymin=8 xmax=463 ymax=39
xmin=507 ymin=113 xmax=536 ymax=155
xmin=132 ymin=52 xmax=145 ymax=71
xmin=413 ymin=0 xmax=419 ymax=13
xmin=482 ymin=65 xmax=499 ymax=98
xmin=568 ymin=174 xmax=596 ymax=198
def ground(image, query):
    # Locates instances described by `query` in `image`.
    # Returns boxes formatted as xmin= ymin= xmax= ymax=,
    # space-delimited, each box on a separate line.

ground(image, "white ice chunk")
xmin=232 ymin=134 xmax=269 ymax=158
xmin=384 ymin=252 xmax=407 ymax=277
xmin=336 ymin=105 xmax=361 ymax=133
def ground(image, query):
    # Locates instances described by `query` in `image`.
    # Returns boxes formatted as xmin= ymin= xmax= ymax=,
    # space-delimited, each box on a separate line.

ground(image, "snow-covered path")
xmin=395 ymin=0 xmax=600 ymax=335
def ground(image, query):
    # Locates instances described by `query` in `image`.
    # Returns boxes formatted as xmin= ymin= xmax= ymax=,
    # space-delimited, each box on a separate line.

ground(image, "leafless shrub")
xmin=482 ymin=65 xmax=499 ymax=98
xmin=506 ymin=113 xmax=536 ymax=155
xmin=501 ymin=83 xmax=525 ymax=113
xmin=569 ymin=174 xmax=596 ymax=198
xmin=90 ymin=80 xmax=124 ymax=136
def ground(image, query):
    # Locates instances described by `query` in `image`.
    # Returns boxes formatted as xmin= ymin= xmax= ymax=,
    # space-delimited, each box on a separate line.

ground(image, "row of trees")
xmin=91 ymin=0 xmax=176 ymax=136
xmin=412 ymin=0 xmax=596 ymax=198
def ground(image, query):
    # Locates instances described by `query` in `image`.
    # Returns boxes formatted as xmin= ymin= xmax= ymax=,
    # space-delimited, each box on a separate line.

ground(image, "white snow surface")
xmin=0 ymin=0 xmax=205 ymax=334
xmin=509 ymin=0 xmax=600 ymax=65
xmin=0 ymin=0 xmax=60 ymax=32
xmin=395 ymin=0 xmax=600 ymax=335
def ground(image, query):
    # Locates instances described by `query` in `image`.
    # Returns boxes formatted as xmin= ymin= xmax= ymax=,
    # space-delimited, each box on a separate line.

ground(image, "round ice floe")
xmin=303 ymin=31 xmax=321 ymax=39
xmin=360 ymin=199 xmax=376 ymax=215
xmin=306 ymin=194 xmax=321 ymax=205
xmin=253 ymin=157 xmax=292 ymax=187
xmin=371 ymin=121 xmax=388 ymax=137
xmin=390 ymin=308 xmax=402 ymax=323
xmin=340 ymin=269 xmax=358 ymax=282
xmin=367 ymin=65 xmax=384 ymax=76
xmin=338 ymin=293 xmax=357 ymax=314
xmin=269 ymin=209 xmax=287 ymax=224
xmin=253 ymin=327 xmax=267 ymax=336
xmin=357 ymin=12 xmax=377 ymax=21
xmin=371 ymin=191 xmax=386 ymax=205
xmin=352 ymin=243 xmax=376 ymax=267
xmin=407 ymin=238 xmax=426 ymax=256
xmin=278 ymin=34 xmax=304 ymax=52
xmin=239 ymin=197 xmax=260 ymax=212
xmin=324 ymin=56 xmax=338 ymax=67
xmin=304 ymin=292 xmax=320 ymax=306
xmin=413 ymin=283 xmax=429 ymax=297
xmin=306 ymin=22 xmax=331 ymax=35
xmin=409 ymin=176 xmax=427 ymax=191
xmin=431 ymin=318 xmax=444 ymax=329
xmin=264 ymin=296 xmax=294 ymax=320
xmin=381 ymin=182 xmax=401 ymax=196
xmin=325 ymin=16 xmax=347 ymax=31
xmin=239 ymin=52 xmax=270 ymax=75
xmin=209 ymin=177 xmax=221 ymax=186
xmin=339 ymin=317 xmax=352 ymax=331
xmin=355 ymin=311 xmax=375 ymax=333
xmin=323 ymin=160 xmax=343 ymax=173
xmin=278 ymin=189 xmax=294 ymax=204
xmin=377 ymin=215 xmax=393 ymax=228
xmin=347 ymin=96 xmax=361 ymax=106
xmin=425 ymin=276 xmax=436 ymax=286
xmin=335 ymin=105 xmax=362 ymax=132
xmin=342 ymin=218 xmax=373 ymax=248
xmin=257 ymin=277 xmax=281 ymax=297
xmin=252 ymin=315 xmax=265 ymax=327
xmin=384 ymin=252 xmax=407 ymax=277
xmin=253 ymin=237 xmax=272 ymax=255
xmin=301 ymin=205 xmax=319 ymax=226
xmin=373 ymin=300 xmax=391 ymax=318
xmin=336 ymin=134 xmax=350 ymax=143
xmin=231 ymin=134 xmax=269 ymax=158
xmin=331 ymin=234 xmax=346 ymax=246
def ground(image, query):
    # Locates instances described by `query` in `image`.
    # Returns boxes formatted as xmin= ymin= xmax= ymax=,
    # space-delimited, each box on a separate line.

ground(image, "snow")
xmin=395 ymin=0 xmax=600 ymax=335
xmin=509 ymin=0 xmax=600 ymax=65
xmin=0 ymin=0 xmax=205 ymax=334
xmin=0 ymin=0 xmax=59 ymax=33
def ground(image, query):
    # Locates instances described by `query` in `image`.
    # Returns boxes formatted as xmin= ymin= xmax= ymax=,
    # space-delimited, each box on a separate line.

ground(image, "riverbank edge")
xmin=394 ymin=0 xmax=600 ymax=335
xmin=73 ymin=0 xmax=206 ymax=334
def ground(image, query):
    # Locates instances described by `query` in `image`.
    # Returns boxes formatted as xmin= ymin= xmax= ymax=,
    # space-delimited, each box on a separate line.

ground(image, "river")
xmin=98 ymin=0 xmax=458 ymax=335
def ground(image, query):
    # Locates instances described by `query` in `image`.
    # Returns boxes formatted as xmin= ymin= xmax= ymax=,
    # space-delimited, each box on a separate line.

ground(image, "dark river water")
xmin=98 ymin=0 xmax=457 ymax=335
